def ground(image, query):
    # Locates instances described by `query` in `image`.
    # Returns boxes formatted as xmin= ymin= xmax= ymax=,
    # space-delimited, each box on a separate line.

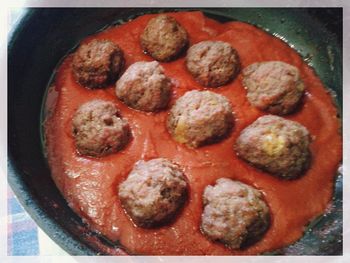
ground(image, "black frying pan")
xmin=8 ymin=8 xmax=342 ymax=255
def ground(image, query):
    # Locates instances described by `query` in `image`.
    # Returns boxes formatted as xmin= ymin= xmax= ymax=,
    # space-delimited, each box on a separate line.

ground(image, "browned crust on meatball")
xmin=118 ymin=158 xmax=188 ymax=228
xmin=115 ymin=61 xmax=172 ymax=112
xmin=72 ymin=39 xmax=125 ymax=88
xmin=235 ymin=115 xmax=311 ymax=179
xmin=242 ymin=61 xmax=305 ymax=115
xmin=186 ymin=41 xmax=240 ymax=87
xmin=72 ymin=100 xmax=130 ymax=157
xmin=140 ymin=15 xmax=189 ymax=62
xmin=167 ymin=90 xmax=233 ymax=148
xmin=201 ymin=178 xmax=270 ymax=249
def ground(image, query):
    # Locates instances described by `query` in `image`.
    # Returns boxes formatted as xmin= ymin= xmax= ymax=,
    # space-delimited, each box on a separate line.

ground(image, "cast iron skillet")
xmin=8 ymin=8 xmax=342 ymax=255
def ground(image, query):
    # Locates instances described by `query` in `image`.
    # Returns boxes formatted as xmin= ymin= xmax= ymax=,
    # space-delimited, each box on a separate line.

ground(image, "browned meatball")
xmin=186 ymin=41 xmax=240 ymax=87
xmin=72 ymin=39 xmax=124 ymax=88
xmin=72 ymin=100 xmax=130 ymax=157
xmin=167 ymin=90 xmax=233 ymax=148
xmin=201 ymin=178 xmax=270 ymax=249
xmin=140 ymin=14 xmax=189 ymax=62
xmin=115 ymin=61 xmax=172 ymax=112
xmin=235 ymin=115 xmax=311 ymax=179
xmin=118 ymin=158 xmax=188 ymax=228
xmin=242 ymin=61 xmax=305 ymax=115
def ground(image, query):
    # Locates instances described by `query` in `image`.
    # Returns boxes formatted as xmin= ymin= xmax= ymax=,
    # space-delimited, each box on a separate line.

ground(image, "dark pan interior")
xmin=8 ymin=8 xmax=342 ymax=255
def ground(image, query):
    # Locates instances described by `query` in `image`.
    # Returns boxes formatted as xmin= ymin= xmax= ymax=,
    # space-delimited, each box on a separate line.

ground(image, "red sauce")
xmin=45 ymin=11 xmax=342 ymax=255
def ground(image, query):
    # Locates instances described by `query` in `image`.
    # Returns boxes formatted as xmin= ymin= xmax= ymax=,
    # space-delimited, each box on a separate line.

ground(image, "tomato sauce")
xmin=44 ymin=11 xmax=342 ymax=255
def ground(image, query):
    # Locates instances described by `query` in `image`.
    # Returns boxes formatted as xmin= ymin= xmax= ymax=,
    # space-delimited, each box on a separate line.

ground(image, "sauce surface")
xmin=45 ymin=11 xmax=342 ymax=255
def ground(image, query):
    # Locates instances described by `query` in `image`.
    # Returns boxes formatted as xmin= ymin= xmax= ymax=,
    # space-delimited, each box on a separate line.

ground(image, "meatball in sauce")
xmin=72 ymin=39 xmax=124 ymax=88
xmin=72 ymin=100 xmax=130 ymax=157
xmin=119 ymin=158 xmax=188 ymax=228
xmin=167 ymin=90 xmax=233 ymax=148
xmin=201 ymin=178 xmax=270 ymax=249
xmin=242 ymin=61 xmax=305 ymax=115
xmin=235 ymin=115 xmax=311 ymax=179
xmin=141 ymin=15 xmax=189 ymax=62
xmin=186 ymin=40 xmax=240 ymax=87
xmin=116 ymin=61 xmax=172 ymax=112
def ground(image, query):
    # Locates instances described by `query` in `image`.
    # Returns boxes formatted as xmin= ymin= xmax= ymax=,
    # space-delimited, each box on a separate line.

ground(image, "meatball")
xmin=140 ymin=15 xmax=189 ymax=62
xmin=167 ymin=90 xmax=233 ymax=148
xmin=72 ymin=39 xmax=124 ymax=88
xmin=186 ymin=41 xmax=240 ymax=87
xmin=72 ymin=100 xmax=130 ymax=157
xmin=118 ymin=158 xmax=187 ymax=227
xmin=235 ymin=115 xmax=311 ymax=179
xmin=242 ymin=61 xmax=305 ymax=115
xmin=201 ymin=178 xmax=270 ymax=249
xmin=116 ymin=61 xmax=172 ymax=112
